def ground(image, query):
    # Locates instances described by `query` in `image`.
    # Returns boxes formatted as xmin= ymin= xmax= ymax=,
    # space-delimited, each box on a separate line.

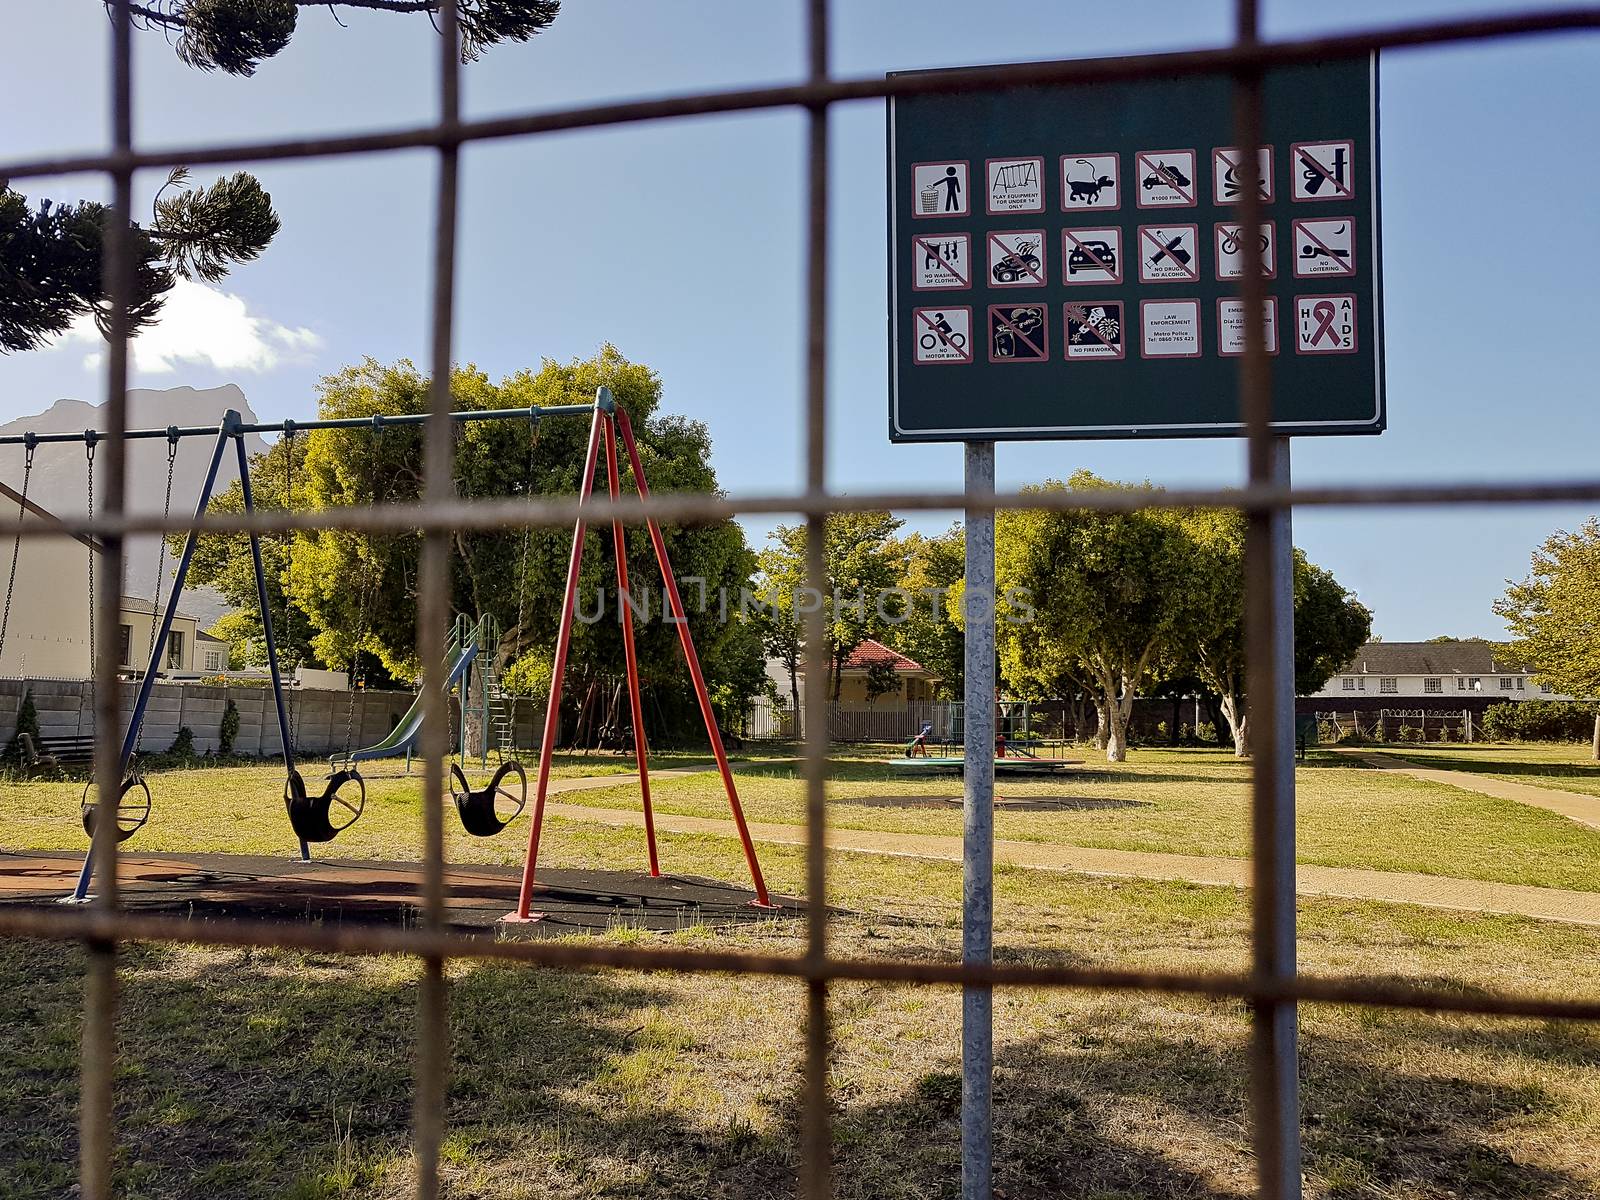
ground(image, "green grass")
xmin=5 ymin=747 xmax=1600 ymax=1197
xmin=3 ymin=854 xmax=1599 ymax=1199
xmin=8 ymin=744 xmax=1600 ymax=893
xmin=1358 ymin=742 xmax=1600 ymax=799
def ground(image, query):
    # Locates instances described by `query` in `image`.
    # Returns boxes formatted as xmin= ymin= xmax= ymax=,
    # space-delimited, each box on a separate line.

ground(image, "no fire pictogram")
xmin=1135 ymin=149 xmax=1197 ymax=208
xmin=1212 ymin=146 xmax=1273 ymax=204
xmin=988 ymin=304 xmax=1049 ymax=363
xmin=912 ymin=306 xmax=973 ymax=363
xmin=1292 ymin=218 xmax=1356 ymax=277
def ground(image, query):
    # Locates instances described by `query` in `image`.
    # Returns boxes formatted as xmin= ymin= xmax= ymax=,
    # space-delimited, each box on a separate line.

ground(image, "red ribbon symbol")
xmin=1309 ymin=300 xmax=1340 ymax=347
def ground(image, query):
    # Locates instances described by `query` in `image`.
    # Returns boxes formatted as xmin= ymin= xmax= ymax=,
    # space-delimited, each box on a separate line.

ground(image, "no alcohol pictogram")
xmin=1138 ymin=224 xmax=1200 ymax=283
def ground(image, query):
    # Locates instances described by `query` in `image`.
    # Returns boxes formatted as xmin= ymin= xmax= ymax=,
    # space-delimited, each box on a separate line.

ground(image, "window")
xmin=1379 ymin=677 xmax=1397 ymax=694
xmin=1424 ymin=678 xmax=1442 ymax=694
xmin=1541 ymin=683 xmax=1555 ymax=694
xmin=1516 ymin=678 xmax=1525 ymax=690
xmin=1459 ymin=677 xmax=1481 ymax=691
xmin=204 ymin=651 xmax=222 ymax=672
xmin=117 ymin=623 xmax=131 ymax=667
xmin=1341 ymin=677 xmax=1355 ymax=691
xmin=1498 ymin=677 xmax=1515 ymax=690
xmin=167 ymin=631 xmax=185 ymax=670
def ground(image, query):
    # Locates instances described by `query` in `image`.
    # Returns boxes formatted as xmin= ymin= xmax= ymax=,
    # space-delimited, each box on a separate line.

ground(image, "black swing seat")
xmin=450 ymin=761 xmax=527 ymax=837
xmin=284 ymin=767 xmax=366 ymax=843
xmin=81 ymin=773 xmax=152 ymax=842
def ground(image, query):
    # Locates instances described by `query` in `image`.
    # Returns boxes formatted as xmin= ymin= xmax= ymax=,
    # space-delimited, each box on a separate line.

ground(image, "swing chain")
xmin=282 ymin=427 xmax=298 ymax=754
xmin=143 ymin=433 xmax=178 ymax=675
xmin=504 ymin=412 xmax=540 ymax=754
xmin=341 ymin=424 xmax=381 ymax=763
xmin=0 ymin=438 xmax=37 ymax=661
xmin=83 ymin=438 xmax=96 ymax=732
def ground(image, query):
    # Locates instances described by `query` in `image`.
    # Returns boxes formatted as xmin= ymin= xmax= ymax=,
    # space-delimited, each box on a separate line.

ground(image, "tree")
xmin=995 ymin=472 xmax=1197 ymax=763
xmin=121 ymin=0 xmax=560 ymax=76
xmin=883 ymin=525 xmax=966 ymax=700
xmin=182 ymin=347 xmax=766 ymax=747
xmin=1180 ymin=508 xmax=1371 ymax=757
xmin=758 ymin=512 xmax=905 ymax=703
xmin=1495 ymin=517 xmax=1600 ymax=759
xmin=1 ymin=170 xmax=278 ymax=353
xmin=4 ymin=2 xmax=563 ymax=353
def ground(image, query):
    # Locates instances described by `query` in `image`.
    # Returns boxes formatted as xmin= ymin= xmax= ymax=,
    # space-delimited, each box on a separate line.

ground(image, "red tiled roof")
xmin=840 ymin=639 xmax=924 ymax=672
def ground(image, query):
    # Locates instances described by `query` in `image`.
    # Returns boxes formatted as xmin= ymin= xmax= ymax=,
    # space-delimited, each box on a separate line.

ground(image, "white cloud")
xmin=60 ymin=278 xmax=323 ymax=375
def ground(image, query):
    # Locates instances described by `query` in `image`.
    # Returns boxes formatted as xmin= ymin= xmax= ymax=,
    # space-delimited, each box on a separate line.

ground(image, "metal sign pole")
xmin=962 ymin=439 xmax=996 ymax=1200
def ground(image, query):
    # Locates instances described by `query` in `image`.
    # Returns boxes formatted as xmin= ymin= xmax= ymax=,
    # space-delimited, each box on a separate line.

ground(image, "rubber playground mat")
xmin=0 ymin=851 xmax=802 ymax=938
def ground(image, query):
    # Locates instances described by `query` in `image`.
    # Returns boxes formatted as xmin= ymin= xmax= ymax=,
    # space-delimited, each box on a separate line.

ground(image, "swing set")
xmin=0 ymin=387 xmax=768 ymax=910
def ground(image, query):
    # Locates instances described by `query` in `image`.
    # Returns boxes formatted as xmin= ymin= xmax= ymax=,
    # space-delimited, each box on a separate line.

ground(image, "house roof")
xmin=840 ymin=639 xmax=927 ymax=673
xmin=120 ymin=595 xmax=202 ymax=623
xmin=1337 ymin=640 xmax=1528 ymax=676
xmin=196 ymin=630 xmax=228 ymax=644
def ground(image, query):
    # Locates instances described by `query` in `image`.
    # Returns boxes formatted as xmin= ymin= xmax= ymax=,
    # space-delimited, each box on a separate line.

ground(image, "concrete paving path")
xmin=1353 ymin=752 xmax=1600 ymax=830
xmin=540 ymin=782 xmax=1600 ymax=927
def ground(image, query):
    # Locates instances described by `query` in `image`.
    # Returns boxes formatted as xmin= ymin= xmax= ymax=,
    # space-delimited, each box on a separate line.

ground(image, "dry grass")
xmin=3 ymin=748 xmax=1600 ymax=1197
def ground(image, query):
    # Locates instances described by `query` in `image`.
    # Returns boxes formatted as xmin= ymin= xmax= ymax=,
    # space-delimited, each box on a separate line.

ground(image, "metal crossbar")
xmin=3 ymin=3 xmax=1595 ymax=1198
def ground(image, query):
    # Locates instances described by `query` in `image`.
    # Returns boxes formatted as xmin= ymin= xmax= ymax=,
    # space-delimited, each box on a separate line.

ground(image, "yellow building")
xmin=0 ymin=481 xmax=96 ymax=679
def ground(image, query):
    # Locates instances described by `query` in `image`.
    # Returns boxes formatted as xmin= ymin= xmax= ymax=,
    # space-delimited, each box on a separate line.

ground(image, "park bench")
xmin=17 ymin=732 xmax=97 ymax=773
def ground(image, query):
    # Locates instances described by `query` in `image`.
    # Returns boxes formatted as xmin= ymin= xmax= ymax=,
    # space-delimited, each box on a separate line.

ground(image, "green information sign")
xmin=887 ymin=56 xmax=1383 ymax=442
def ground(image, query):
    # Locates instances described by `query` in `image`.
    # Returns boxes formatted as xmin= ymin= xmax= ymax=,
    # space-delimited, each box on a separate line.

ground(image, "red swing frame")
xmin=508 ymin=403 xmax=772 ymax=920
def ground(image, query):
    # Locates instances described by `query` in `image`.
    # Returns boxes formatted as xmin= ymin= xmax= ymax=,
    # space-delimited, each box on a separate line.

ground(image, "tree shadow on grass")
xmin=2 ymin=938 xmax=1596 ymax=1200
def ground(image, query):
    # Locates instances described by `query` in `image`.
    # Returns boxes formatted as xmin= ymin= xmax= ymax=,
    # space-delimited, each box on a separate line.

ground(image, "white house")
xmin=1309 ymin=641 xmax=1573 ymax=704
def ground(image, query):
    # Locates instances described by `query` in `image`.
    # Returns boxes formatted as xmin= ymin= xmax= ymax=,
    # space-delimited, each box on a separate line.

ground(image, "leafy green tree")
xmin=183 ymin=347 xmax=765 ymax=746
xmin=882 ymin=525 xmax=966 ymax=700
xmin=1179 ymin=508 xmax=1370 ymax=757
xmin=1495 ymin=517 xmax=1600 ymax=758
xmin=995 ymin=472 xmax=1196 ymax=762
xmin=759 ymin=512 xmax=906 ymax=703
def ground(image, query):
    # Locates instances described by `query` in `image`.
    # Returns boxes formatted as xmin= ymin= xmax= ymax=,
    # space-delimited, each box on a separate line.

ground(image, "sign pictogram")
xmin=1218 ymin=297 xmax=1280 ymax=356
xmin=1294 ymin=294 xmax=1356 ymax=354
xmin=1060 ymin=153 xmax=1120 ymax=210
xmin=912 ymin=161 xmax=970 ymax=217
xmin=1212 ymin=146 xmax=1273 ymax=204
xmin=1214 ymin=221 xmax=1276 ymax=279
xmin=1141 ymin=299 xmax=1201 ymax=358
xmin=1291 ymin=140 xmax=1355 ymax=201
xmin=1061 ymin=226 xmax=1122 ymax=285
xmin=1135 ymin=149 xmax=1197 ymax=208
xmin=987 ymin=230 xmax=1047 ymax=287
xmin=1138 ymin=224 xmax=1200 ymax=283
xmin=913 ymin=306 xmax=973 ymax=363
xmin=986 ymin=157 xmax=1044 ymax=213
xmin=988 ymin=304 xmax=1050 ymax=363
xmin=1064 ymin=301 xmax=1126 ymax=361
xmin=911 ymin=233 xmax=971 ymax=291
xmin=1292 ymin=217 xmax=1356 ymax=277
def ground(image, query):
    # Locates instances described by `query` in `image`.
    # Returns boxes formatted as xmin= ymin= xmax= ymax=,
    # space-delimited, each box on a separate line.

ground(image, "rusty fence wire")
xmin=2 ymin=3 xmax=1599 ymax=1198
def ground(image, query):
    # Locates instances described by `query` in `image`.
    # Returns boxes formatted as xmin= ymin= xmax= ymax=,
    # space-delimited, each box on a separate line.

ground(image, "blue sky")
xmin=2 ymin=0 xmax=1596 ymax=640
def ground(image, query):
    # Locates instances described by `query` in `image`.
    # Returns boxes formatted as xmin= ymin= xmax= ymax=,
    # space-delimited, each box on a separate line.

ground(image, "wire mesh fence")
xmin=3 ymin=3 xmax=1600 ymax=1198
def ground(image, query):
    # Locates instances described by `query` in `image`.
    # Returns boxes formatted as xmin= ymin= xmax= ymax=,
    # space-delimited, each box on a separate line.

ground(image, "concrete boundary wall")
xmin=0 ymin=678 xmax=542 ymax=758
